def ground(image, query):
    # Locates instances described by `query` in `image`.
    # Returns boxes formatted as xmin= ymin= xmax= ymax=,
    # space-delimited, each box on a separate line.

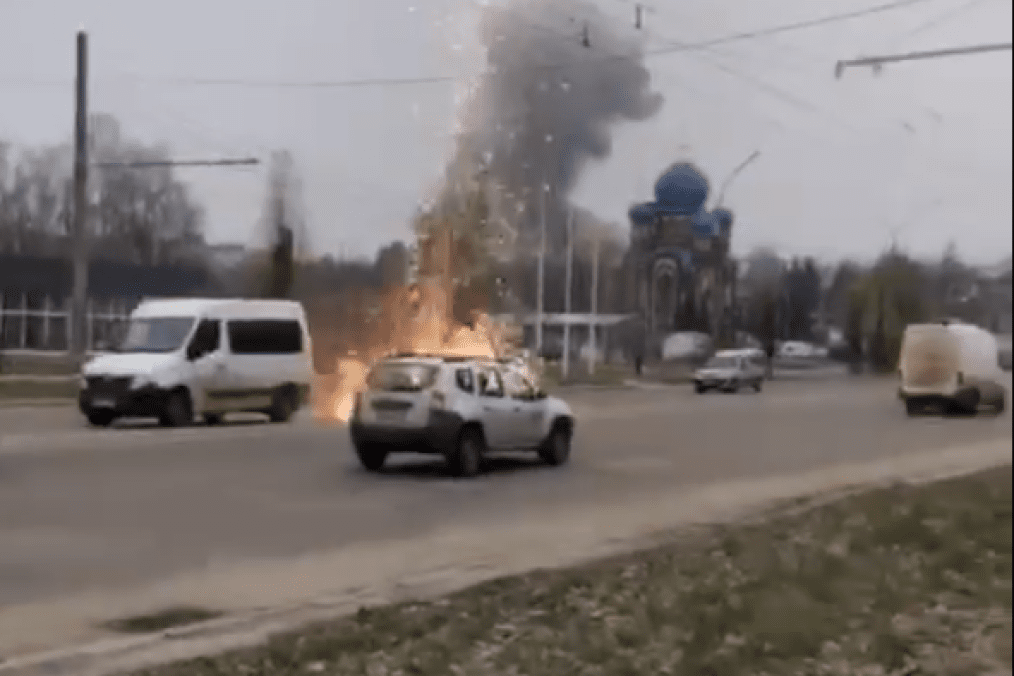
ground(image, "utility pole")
xmin=588 ymin=234 xmax=600 ymax=375
xmin=561 ymin=207 xmax=574 ymax=380
xmin=70 ymin=29 xmax=89 ymax=358
xmin=835 ymin=41 xmax=1012 ymax=77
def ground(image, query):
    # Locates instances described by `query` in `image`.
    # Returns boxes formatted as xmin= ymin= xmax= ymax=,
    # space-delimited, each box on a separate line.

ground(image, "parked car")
xmin=898 ymin=320 xmax=1006 ymax=416
xmin=79 ymin=298 xmax=313 ymax=428
xmin=692 ymin=349 xmax=766 ymax=394
xmin=349 ymin=354 xmax=575 ymax=477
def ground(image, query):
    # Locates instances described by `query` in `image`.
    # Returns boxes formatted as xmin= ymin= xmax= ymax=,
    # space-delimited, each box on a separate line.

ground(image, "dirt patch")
xmin=101 ymin=607 xmax=223 ymax=635
xmin=120 ymin=465 xmax=1012 ymax=676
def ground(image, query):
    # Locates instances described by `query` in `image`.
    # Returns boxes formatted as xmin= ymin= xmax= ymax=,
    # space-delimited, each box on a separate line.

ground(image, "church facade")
xmin=626 ymin=163 xmax=738 ymax=357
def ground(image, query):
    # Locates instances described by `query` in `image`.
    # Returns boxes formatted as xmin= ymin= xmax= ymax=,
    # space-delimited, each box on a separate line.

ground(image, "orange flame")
xmin=312 ymin=279 xmax=515 ymax=424
xmin=310 ymin=172 xmax=536 ymax=424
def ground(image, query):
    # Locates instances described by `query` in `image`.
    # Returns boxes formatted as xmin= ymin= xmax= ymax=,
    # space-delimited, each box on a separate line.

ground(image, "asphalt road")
xmin=0 ymin=376 xmax=1009 ymax=610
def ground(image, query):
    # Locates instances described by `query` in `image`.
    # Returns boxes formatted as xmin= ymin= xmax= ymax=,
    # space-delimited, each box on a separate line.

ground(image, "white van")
xmin=898 ymin=320 xmax=1006 ymax=416
xmin=79 ymin=298 xmax=313 ymax=427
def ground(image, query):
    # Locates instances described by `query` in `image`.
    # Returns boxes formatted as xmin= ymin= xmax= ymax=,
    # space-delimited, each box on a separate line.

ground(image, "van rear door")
xmin=901 ymin=325 xmax=958 ymax=392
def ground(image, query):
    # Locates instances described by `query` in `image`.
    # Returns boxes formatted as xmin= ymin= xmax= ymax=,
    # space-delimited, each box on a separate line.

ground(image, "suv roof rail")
xmin=387 ymin=351 xmax=492 ymax=362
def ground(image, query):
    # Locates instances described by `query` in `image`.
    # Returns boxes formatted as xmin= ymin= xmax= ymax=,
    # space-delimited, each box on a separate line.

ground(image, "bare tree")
xmin=0 ymin=114 xmax=206 ymax=263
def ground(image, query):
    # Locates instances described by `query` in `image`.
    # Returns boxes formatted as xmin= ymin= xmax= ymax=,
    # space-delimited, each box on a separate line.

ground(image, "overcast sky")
xmin=1 ymin=0 xmax=1011 ymax=265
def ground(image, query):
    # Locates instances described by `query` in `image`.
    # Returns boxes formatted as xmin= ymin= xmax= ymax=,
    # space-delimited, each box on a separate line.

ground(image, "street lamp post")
xmin=716 ymin=150 xmax=761 ymax=208
xmin=536 ymin=180 xmax=547 ymax=355
xmin=588 ymin=233 xmax=600 ymax=375
xmin=535 ymin=134 xmax=554 ymax=357
xmin=561 ymin=207 xmax=574 ymax=380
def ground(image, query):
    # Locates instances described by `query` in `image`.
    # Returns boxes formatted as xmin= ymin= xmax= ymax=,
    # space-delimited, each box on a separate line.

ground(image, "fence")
xmin=0 ymin=295 xmax=131 ymax=353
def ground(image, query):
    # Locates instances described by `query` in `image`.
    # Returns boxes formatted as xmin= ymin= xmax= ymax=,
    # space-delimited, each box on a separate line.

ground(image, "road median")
xmin=117 ymin=462 xmax=1011 ymax=676
xmin=0 ymin=435 xmax=1009 ymax=676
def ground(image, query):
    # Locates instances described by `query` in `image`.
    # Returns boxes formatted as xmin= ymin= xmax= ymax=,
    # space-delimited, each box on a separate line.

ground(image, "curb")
xmin=0 ymin=375 xmax=78 ymax=382
xmin=0 ymin=398 xmax=76 ymax=409
xmin=0 ymin=437 xmax=1009 ymax=676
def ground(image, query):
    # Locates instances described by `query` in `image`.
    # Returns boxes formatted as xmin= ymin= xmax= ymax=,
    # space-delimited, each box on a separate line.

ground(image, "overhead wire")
xmin=889 ymin=0 xmax=995 ymax=44
xmin=0 ymin=0 xmax=937 ymax=91
xmin=629 ymin=0 xmax=1008 ymax=231
xmin=639 ymin=0 xmax=1009 ymax=169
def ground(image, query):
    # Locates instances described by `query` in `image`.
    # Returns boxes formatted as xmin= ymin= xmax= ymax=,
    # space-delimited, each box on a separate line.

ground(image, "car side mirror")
xmin=187 ymin=345 xmax=203 ymax=361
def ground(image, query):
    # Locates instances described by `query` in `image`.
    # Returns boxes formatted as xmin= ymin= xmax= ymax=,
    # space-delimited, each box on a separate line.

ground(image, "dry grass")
xmin=0 ymin=378 xmax=78 ymax=402
xmin=540 ymin=362 xmax=629 ymax=388
xmin=0 ymin=352 xmax=81 ymax=376
xmin=123 ymin=465 xmax=1012 ymax=676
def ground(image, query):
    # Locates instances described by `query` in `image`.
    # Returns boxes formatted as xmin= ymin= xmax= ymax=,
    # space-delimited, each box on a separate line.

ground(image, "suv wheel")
xmin=448 ymin=427 xmax=484 ymax=478
xmin=87 ymin=410 xmax=116 ymax=427
xmin=160 ymin=390 xmax=192 ymax=427
xmin=204 ymin=413 xmax=223 ymax=426
xmin=356 ymin=444 xmax=388 ymax=472
xmin=539 ymin=421 xmax=571 ymax=466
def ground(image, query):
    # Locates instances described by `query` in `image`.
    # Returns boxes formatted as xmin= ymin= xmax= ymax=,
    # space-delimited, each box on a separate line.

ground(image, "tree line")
xmin=4 ymin=115 xmax=1005 ymax=375
xmin=737 ymin=243 xmax=1008 ymax=373
xmin=0 ymin=114 xmax=205 ymax=266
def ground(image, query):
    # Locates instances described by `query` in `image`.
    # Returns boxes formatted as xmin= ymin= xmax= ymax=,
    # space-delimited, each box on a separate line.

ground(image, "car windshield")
xmin=367 ymin=362 xmax=439 ymax=392
xmin=704 ymin=356 xmax=739 ymax=369
xmin=116 ymin=316 xmax=195 ymax=354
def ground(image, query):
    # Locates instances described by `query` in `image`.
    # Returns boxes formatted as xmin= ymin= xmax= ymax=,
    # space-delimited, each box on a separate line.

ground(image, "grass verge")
xmin=0 ymin=378 xmax=78 ymax=402
xmin=0 ymin=353 xmax=81 ymax=376
xmin=540 ymin=362 xmax=629 ymax=389
xmin=124 ymin=465 xmax=1012 ymax=676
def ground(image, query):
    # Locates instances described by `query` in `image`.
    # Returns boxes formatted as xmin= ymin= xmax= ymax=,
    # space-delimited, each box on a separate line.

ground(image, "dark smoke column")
xmin=447 ymin=0 xmax=664 ymax=255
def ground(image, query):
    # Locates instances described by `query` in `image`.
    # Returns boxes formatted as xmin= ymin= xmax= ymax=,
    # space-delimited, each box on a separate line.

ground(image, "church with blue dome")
xmin=626 ymin=163 xmax=738 ymax=355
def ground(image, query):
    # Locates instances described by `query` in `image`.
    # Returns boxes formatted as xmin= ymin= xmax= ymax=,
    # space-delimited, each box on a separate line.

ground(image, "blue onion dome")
xmin=653 ymin=163 xmax=710 ymax=216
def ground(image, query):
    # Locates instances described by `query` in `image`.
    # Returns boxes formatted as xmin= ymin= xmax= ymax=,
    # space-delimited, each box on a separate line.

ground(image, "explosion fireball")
xmin=311 ymin=0 xmax=660 ymax=423
xmin=314 ymin=280 xmax=512 ymax=423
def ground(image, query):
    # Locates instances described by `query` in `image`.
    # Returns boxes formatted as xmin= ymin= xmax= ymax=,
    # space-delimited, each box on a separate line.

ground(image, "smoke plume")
xmin=442 ymin=0 xmax=664 ymax=254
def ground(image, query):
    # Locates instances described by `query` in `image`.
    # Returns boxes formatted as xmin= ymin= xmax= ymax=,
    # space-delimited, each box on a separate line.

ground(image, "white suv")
xmin=349 ymin=354 xmax=575 ymax=477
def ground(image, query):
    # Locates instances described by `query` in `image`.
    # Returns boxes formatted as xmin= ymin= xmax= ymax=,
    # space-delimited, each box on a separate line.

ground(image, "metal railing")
xmin=0 ymin=295 xmax=131 ymax=353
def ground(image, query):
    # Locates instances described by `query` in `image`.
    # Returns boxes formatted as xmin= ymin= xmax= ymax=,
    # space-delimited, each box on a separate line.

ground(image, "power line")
xmin=92 ymin=158 xmax=260 ymax=168
xmin=892 ymin=0 xmax=993 ymax=42
xmin=20 ymin=0 xmax=933 ymax=91
xmin=835 ymin=41 xmax=1013 ymax=76
xmin=645 ymin=0 xmax=935 ymax=55
xmin=632 ymin=9 xmax=872 ymax=133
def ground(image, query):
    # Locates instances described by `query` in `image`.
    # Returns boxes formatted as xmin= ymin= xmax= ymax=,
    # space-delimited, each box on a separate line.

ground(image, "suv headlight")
xmin=131 ymin=375 xmax=153 ymax=390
